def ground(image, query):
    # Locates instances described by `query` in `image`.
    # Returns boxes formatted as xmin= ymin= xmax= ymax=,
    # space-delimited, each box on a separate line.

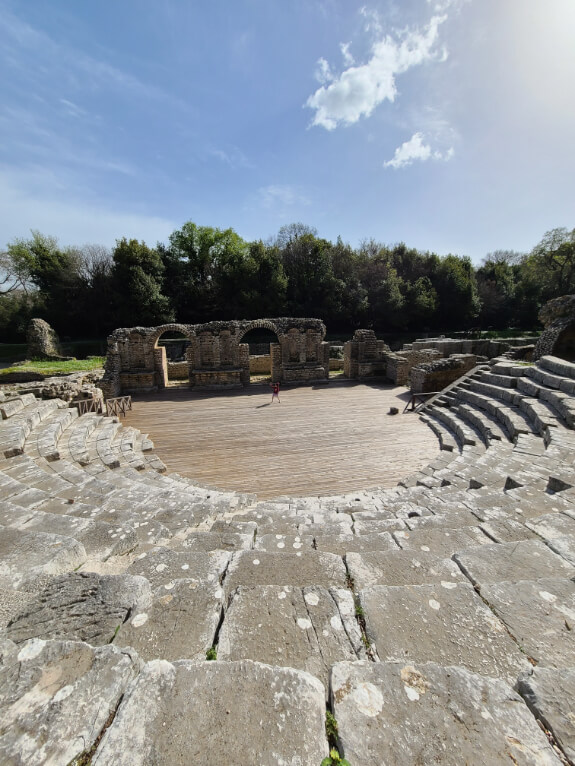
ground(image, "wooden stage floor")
xmin=123 ymin=383 xmax=441 ymax=500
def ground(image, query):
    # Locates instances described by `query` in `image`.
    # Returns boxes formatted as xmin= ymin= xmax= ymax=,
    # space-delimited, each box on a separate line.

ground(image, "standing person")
xmin=271 ymin=381 xmax=281 ymax=404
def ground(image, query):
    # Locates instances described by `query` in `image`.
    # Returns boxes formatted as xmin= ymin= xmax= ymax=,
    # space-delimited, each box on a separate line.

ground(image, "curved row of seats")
xmin=0 ymin=356 xmax=574 ymax=765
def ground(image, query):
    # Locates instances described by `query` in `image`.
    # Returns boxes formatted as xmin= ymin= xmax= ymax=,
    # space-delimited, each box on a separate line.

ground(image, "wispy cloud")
xmin=306 ymin=12 xmax=448 ymax=130
xmin=206 ymin=145 xmax=253 ymax=170
xmin=0 ymin=6 xmax=190 ymax=113
xmin=59 ymin=98 xmax=88 ymax=119
xmin=384 ymin=132 xmax=454 ymax=169
xmin=258 ymin=184 xmax=311 ymax=209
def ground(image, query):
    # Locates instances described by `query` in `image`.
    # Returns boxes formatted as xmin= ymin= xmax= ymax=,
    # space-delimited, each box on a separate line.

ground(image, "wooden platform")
xmin=123 ymin=383 xmax=441 ymax=499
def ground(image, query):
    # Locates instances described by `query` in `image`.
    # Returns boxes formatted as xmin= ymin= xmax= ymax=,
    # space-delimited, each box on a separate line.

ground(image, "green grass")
xmin=0 ymin=357 xmax=105 ymax=377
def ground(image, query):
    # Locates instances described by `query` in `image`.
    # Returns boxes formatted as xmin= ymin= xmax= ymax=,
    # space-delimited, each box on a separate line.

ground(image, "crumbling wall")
xmin=103 ymin=318 xmax=329 ymax=394
xmin=344 ymin=330 xmax=390 ymax=379
xmin=410 ymin=354 xmax=481 ymax=394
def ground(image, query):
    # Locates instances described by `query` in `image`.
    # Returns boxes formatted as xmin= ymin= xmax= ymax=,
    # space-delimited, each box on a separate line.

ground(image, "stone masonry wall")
xmin=410 ymin=354 xmax=481 ymax=394
xmin=103 ymin=318 xmax=328 ymax=394
xmin=407 ymin=336 xmax=537 ymax=359
xmin=249 ymin=355 xmax=272 ymax=374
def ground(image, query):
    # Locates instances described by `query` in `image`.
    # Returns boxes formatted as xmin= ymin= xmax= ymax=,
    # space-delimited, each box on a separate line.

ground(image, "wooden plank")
xmin=123 ymin=383 xmax=441 ymax=499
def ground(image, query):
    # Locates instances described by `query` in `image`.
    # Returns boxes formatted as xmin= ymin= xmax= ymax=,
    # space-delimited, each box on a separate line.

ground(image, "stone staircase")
xmin=0 ymin=358 xmax=574 ymax=764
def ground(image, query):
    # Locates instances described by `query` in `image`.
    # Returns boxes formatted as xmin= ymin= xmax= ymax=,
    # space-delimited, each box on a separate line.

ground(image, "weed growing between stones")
xmin=344 ymin=563 xmax=375 ymax=658
xmin=325 ymin=711 xmax=338 ymax=742
xmin=206 ymin=646 xmax=217 ymax=660
xmin=321 ymin=748 xmax=351 ymax=766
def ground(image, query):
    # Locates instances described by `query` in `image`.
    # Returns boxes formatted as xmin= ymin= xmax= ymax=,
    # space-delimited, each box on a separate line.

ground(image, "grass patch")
xmin=0 ymin=357 xmax=104 ymax=377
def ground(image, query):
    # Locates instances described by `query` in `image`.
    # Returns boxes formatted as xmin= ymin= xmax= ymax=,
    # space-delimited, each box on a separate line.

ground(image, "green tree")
xmin=112 ymin=238 xmax=173 ymax=326
xmin=6 ymin=231 xmax=84 ymax=333
xmin=432 ymin=254 xmax=481 ymax=329
xmin=476 ymin=253 xmax=519 ymax=328
xmin=162 ymin=222 xmax=255 ymax=321
xmin=245 ymin=241 xmax=287 ymax=317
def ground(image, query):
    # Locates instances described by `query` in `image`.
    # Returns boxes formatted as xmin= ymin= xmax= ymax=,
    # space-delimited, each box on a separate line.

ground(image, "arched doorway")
xmin=153 ymin=325 xmax=193 ymax=387
xmin=239 ymin=326 xmax=280 ymax=384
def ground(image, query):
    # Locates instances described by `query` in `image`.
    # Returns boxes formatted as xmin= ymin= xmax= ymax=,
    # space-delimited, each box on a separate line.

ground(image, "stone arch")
xmin=237 ymin=320 xmax=282 ymax=383
xmin=150 ymin=324 xmax=195 ymax=389
xmin=236 ymin=319 xmax=281 ymax=344
xmin=150 ymin=323 xmax=194 ymax=349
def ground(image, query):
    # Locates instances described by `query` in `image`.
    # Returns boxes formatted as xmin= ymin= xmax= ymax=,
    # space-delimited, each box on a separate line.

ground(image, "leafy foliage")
xmin=1 ymin=222 xmax=572 ymax=341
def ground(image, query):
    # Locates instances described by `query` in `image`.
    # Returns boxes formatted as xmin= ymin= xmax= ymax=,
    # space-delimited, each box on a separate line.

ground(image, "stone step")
xmin=217 ymin=585 xmax=364 ymax=692
xmin=59 ymin=412 xmax=104 ymax=465
xmin=0 ymin=399 xmax=65 ymax=458
xmin=393 ymin=525 xmax=492 ymax=557
xmin=23 ymin=406 xmax=79 ymax=462
xmin=0 ymin=638 xmax=143 ymax=766
xmin=331 ymin=661 xmax=563 ymax=766
xmin=88 ymin=418 xmax=122 ymax=469
xmin=519 ymin=374 xmax=575 ymax=428
xmin=0 ymin=505 xmax=137 ymax=561
xmin=452 ymin=401 xmax=510 ymax=443
xmin=359 ymin=581 xmax=529 ymax=683
xmin=454 ymin=539 xmax=575 ymax=587
xmin=90 ymin=659 xmax=329 ymax=765
xmin=5 ymin=571 xmax=151 ymax=646
xmin=112 ymin=425 xmax=147 ymax=470
xmin=223 ymin=550 xmax=349 ymax=595
xmin=481 ymin=577 xmax=575 ymax=668
xmin=0 ymin=393 xmax=38 ymax=419
xmin=539 ymin=353 xmax=575 ymax=380
xmin=476 ymin=369 xmax=518 ymax=388
xmin=418 ymin=413 xmax=459 ymax=452
xmin=0 ymin=525 xmax=87 ymax=589
xmin=526 ymin=361 xmax=575 ymax=394
xmin=453 ymin=386 xmax=535 ymax=440
xmin=426 ymin=403 xmax=486 ymax=447
xmin=115 ymin=578 xmax=224 ymax=662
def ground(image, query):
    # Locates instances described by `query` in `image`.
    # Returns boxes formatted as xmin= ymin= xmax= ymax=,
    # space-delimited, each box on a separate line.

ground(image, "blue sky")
xmin=1 ymin=0 xmax=574 ymax=263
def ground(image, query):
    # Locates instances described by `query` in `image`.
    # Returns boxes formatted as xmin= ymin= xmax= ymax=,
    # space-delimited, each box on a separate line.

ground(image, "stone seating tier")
xmin=1 ymin=354 xmax=575 ymax=765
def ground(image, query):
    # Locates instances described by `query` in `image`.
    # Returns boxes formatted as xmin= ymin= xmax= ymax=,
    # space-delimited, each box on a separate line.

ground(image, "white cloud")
xmin=315 ymin=57 xmax=334 ymax=85
xmin=340 ymin=42 xmax=355 ymax=67
xmin=206 ymin=145 xmax=253 ymax=169
xmin=306 ymin=14 xmax=448 ymax=130
xmin=258 ymin=185 xmax=311 ymax=209
xmin=383 ymin=132 xmax=454 ymax=169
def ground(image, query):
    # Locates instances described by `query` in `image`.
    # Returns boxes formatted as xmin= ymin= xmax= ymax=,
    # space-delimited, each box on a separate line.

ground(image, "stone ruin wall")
xmin=102 ymin=318 xmax=329 ymax=397
xmin=410 ymin=354 xmax=482 ymax=394
xmin=343 ymin=330 xmax=532 ymax=391
xmin=406 ymin=336 xmax=535 ymax=358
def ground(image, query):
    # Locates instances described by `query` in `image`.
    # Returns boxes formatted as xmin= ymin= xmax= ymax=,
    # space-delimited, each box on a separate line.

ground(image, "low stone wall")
xmin=385 ymin=354 xmax=410 ymax=385
xmin=249 ymin=355 xmax=271 ymax=374
xmin=119 ymin=371 xmax=157 ymax=393
xmin=410 ymin=354 xmax=481 ymax=394
xmin=282 ymin=365 xmax=328 ymax=383
xmin=190 ymin=369 xmax=243 ymax=388
xmin=167 ymin=361 xmax=189 ymax=380
xmin=386 ymin=349 xmax=442 ymax=384
xmin=329 ymin=358 xmax=344 ymax=371
xmin=407 ymin=337 xmax=537 ymax=359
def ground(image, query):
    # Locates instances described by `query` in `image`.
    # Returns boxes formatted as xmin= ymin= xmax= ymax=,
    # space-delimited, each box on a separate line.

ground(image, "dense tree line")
xmin=1 ymin=222 xmax=574 ymax=342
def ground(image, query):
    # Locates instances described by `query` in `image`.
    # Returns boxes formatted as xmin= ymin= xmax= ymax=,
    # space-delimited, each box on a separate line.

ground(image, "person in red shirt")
xmin=271 ymin=382 xmax=281 ymax=404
